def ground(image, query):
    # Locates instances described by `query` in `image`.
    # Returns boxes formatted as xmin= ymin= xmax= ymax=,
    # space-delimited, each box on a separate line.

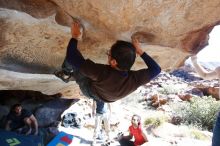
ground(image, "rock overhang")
xmin=0 ymin=0 xmax=220 ymax=97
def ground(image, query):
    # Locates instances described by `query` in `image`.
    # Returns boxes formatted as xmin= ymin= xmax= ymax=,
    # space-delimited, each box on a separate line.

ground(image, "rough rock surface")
xmin=0 ymin=0 xmax=220 ymax=96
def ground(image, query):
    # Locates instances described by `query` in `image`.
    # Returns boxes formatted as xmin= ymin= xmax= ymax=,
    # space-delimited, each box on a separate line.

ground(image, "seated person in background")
xmin=118 ymin=114 xmax=148 ymax=146
xmin=5 ymin=103 xmax=38 ymax=135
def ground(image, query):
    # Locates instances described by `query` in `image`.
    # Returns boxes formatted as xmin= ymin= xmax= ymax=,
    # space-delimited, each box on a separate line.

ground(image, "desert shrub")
xmin=190 ymin=129 xmax=209 ymax=140
xmin=172 ymin=96 xmax=220 ymax=131
xmin=144 ymin=115 xmax=168 ymax=127
xmin=158 ymin=84 xmax=185 ymax=95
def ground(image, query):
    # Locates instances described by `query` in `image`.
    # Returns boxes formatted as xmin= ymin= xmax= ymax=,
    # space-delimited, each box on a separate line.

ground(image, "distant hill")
xmin=185 ymin=59 xmax=220 ymax=70
xmin=170 ymin=59 xmax=220 ymax=82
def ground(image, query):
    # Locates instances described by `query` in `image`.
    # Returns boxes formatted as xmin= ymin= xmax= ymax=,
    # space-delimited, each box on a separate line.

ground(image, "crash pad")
xmin=47 ymin=131 xmax=80 ymax=146
xmin=0 ymin=129 xmax=43 ymax=146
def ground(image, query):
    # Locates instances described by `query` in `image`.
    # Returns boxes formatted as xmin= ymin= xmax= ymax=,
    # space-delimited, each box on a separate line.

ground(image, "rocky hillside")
xmin=0 ymin=65 xmax=219 ymax=146
xmin=1 ymin=0 xmax=220 ymax=98
xmin=49 ymin=67 xmax=218 ymax=146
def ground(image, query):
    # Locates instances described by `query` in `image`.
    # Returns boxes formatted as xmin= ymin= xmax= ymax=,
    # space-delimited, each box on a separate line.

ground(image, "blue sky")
xmin=197 ymin=25 xmax=220 ymax=62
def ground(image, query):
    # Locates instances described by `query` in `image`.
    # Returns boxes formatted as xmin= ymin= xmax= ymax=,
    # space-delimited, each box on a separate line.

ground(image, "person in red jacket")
xmin=118 ymin=114 xmax=148 ymax=146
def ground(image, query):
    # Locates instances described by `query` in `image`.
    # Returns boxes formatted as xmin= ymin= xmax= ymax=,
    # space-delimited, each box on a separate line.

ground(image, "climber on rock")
xmin=55 ymin=20 xmax=161 ymax=107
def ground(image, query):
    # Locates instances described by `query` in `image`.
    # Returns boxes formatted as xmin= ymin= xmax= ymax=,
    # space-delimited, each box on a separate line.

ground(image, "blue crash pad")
xmin=47 ymin=131 xmax=80 ymax=146
xmin=0 ymin=129 xmax=43 ymax=146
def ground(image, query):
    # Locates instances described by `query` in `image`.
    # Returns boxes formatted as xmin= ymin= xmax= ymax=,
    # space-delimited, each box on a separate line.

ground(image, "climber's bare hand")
xmin=132 ymin=38 xmax=144 ymax=56
xmin=71 ymin=21 xmax=81 ymax=40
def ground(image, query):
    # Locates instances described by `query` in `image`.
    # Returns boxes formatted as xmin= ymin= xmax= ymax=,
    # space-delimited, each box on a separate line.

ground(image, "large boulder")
xmin=0 ymin=0 xmax=220 ymax=96
xmin=35 ymin=98 xmax=74 ymax=127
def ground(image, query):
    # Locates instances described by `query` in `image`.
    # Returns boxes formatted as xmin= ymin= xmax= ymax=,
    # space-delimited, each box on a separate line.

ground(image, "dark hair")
xmin=132 ymin=114 xmax=141 ymax=125
xmin=110 ymin=40 xmax=136 ymax=71
xmin=10 ymin=103 xmax=22 ymax=112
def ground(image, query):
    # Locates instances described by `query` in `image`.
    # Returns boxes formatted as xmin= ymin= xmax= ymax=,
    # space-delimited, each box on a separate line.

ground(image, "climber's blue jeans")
xmin=62 ymin=58 xmax=74 ymax=73
xmin=62 ymin=59 xmax=104 ymax=104
xmin=212 ymin=111 xmax=220 ymax=146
